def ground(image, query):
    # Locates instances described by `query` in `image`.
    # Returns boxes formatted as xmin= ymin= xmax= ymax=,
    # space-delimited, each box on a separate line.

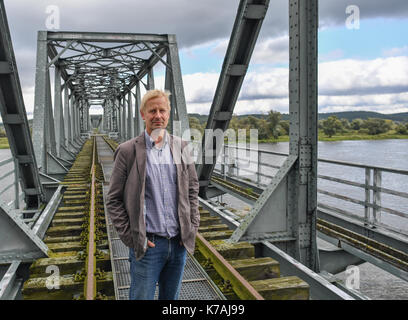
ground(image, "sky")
xmin=4 ymin=0 xmax=408 ymax=116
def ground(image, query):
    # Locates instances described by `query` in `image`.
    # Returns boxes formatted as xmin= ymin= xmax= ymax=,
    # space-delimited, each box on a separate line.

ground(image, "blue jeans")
xmin=128 ymin=234 xmax=187 ymax=300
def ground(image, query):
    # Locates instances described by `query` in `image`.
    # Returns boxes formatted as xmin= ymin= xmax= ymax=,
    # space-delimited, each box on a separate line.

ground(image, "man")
xmin=106 ymin=89 xmax=199 ymax=300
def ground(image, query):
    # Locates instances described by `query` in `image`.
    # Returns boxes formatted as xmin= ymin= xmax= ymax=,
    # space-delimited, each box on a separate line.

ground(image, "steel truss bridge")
xmin=0 ymin=0 xmax=407 ymax=300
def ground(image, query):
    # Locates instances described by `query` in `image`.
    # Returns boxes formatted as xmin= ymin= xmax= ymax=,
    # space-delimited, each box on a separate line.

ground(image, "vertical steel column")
xmin=76 ymin=100 xmax=80 ymax=135
xmin=101 ymin=105 xmax=104 ymax=132
xmin=102 ymin=103 xmax=106 ymax=132
xmin=81 ymin=101 xmax=85 ymax=133
xmin=88 ymin=103 xmax=92 ymax=132
xmin=110 ymin=101 xmax=114 ymax=132
xmin=76 ymin=100 xmax=81 ymax=137
xmin=108 ymin=100 xmax=112 ymax=131
xmin=32 ymin=31 xmax=49 ymax=171
xmin=116 ymin=99 xmax=120 ymax=135
xmin=46 ymin=69 xmax=57 ymax=155
xmin=64 ymin=87 xmax=71 ymax=148
xmin=117 ymin=98 xmax=121 ymax=137
xmin=121 ymin=97 xmax=127 ymax=141
xmin=83 ymin=101 xmax=88 ymax=133
xmin=288 ymin=0 xmax=319 ymax=271
xmin=79 ymin=101 xmax=83 ymax=133
xmin=14 ymin=158 xmax=19 ymax=209
xmin=84 ymin=102 xmax=88 ymax=132
xmin=134 ymin=82 xmax=144 ymax=136
xmin=228 ymin=0 xmax=319 ymax=272
xmin=70 ymin=95 xmax=76 ymax=143
xmin=165 ymin=53 xmax=175 ymax=134
xmin=108 ymin=100 xmax=112 ymax=132
xmin=147 ymin=67 xmax=155 ymax=90
xmin=117 ymin=98 xmax=121 ymax=136
xmin=364 ymin=168 xmax=371 ymax=225
xmin=113 ymin=99 xmax=118 ymax=132
xmin=86 ymin=102 xmax=90 ymax=132
xmin=85 ymin=102 xmax=89 ymax=132
xmin=127 ymin=91 xmax=134 ymax=139
xmin=373 ymin=169 xmax=382 ymax=225
xmin=83 ymin=101 xmax=87 ymax=133
xmin=54 ymin=66 xmax=65 ymax=157
xmin=104 ymin=101 xmax=109 ymax=132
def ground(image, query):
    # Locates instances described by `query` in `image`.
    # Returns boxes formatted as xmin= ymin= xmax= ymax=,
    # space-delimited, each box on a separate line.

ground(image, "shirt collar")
xmin=144 ymin=129 xmax=168 ymax=150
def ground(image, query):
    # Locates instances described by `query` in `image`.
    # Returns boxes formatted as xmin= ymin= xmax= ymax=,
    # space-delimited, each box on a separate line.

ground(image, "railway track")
xmin=22 ymin=137 xmax=114 ymax=300
xmin=22 ymin=135 xmax=313 ymax=300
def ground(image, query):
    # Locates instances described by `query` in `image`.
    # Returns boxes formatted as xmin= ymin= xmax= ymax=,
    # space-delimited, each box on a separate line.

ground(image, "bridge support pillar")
xmin=134 ymin=81 xmax=144 ymax=136
xmin=121 ymin=97 xmax=127 ymax=141
xmin=127 ymin=91 xmax=134 ymax=140
xmin=229 ymin=0 xmax=320 ymax=272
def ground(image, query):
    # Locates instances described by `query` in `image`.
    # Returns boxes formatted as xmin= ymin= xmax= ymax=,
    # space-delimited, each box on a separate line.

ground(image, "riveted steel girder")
xmin=196 ymin=0 xmax=270 ymax=196
xmin=0 ymin=1 xmax=43 ymax=208
xmin=33 ymin=31 xmax=188 ymax=143
xmin=228 ymin=0 xmax=319 ymax=272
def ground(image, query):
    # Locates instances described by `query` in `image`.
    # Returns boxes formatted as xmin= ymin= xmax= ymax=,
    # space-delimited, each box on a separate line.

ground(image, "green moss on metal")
xmin=250 ymin=276 xmax=309 ymax=300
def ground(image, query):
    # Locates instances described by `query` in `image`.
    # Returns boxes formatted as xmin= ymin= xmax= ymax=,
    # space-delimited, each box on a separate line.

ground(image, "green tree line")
xmin=320 ymin=116 xmax=408 ymax=137
xmin=189 ymin=112 xmax=408 ymax=141
xmin=1 ymin=113 xmax=407 ymax=142
xmin=189 ymin=111 xmax=289 ymax=140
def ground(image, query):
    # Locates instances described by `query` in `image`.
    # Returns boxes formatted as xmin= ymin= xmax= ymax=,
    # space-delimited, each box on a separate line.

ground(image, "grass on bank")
xmin=258 ymin=130 xmax=408 ymax=143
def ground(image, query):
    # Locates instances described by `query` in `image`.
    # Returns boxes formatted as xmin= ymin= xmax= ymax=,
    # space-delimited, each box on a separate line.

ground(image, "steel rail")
xmin=85 ymin=136 xmax=97 ymax=300
xmin=195 ymin=233 xmax=264 ymax=300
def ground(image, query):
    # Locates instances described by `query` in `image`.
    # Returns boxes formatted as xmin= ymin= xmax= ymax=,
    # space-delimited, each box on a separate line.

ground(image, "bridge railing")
xmin=209 ymin=144 xmax=408 ymax=234
xmin=0 ymin=157 xmax=24 ymax=209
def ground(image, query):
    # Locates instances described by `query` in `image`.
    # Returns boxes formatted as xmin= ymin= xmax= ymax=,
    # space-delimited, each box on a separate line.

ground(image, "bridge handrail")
xmin=0 ymin=156 xmax=23 ymax=209
xmin=215 ymin=144 xmax=408 ymax=232
xmin=222 ymin=144 xmax=408 ymax=175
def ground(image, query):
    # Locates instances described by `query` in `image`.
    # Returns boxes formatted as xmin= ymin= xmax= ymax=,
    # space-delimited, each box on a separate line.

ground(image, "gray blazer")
xmin=106 ymin=132 xmax=200 ymax=260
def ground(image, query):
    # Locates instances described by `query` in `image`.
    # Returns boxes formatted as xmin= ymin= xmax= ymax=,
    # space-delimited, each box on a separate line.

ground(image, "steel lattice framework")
xmin=51 ymin=39 xmax=165 ymax=101
xmin=31 ymin=31 xmax=189 ymax=186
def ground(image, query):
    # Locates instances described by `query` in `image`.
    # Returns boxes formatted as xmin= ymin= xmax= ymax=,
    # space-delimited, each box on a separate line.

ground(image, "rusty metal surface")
xmin=196 ymin=233 xmax=264 ymax=300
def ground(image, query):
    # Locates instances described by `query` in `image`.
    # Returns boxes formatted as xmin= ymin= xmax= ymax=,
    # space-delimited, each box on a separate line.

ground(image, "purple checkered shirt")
xmin=144 ymin=130 xmax=179 ymax=238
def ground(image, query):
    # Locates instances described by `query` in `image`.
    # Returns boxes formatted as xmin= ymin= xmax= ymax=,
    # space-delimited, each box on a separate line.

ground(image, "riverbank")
xmin=259 ymin=131 xmax=408 ymax=143
xmin=1 ymin=132 xmax=408 ymax=149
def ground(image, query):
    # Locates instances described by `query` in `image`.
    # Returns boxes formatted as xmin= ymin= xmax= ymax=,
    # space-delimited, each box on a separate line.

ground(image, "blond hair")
xmin=140 ymin=89 xmax=171 ymax=112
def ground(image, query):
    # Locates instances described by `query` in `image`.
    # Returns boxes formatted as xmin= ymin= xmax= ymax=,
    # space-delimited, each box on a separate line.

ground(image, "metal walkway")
xmin=96 ymin=136 xmax=224 ymax=300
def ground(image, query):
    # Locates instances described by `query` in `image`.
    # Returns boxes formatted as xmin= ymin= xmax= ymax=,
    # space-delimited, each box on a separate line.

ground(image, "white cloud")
xmin=319 ymin=57 xmax=408 ymax=96
xmin=21 ymin=55 xmax=408 ymax=116
xmin=252 ymin=36 xmax=289 ymax=65
xmin=5 ymin=1 xmax=408 ymax=117
xmin=212 ymin=36 xmax=289 ymax=65
xmin=319 ymin=49 xmax=345 ymax=62
xmin=182 ymin=56 xmax=408 ymax=115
